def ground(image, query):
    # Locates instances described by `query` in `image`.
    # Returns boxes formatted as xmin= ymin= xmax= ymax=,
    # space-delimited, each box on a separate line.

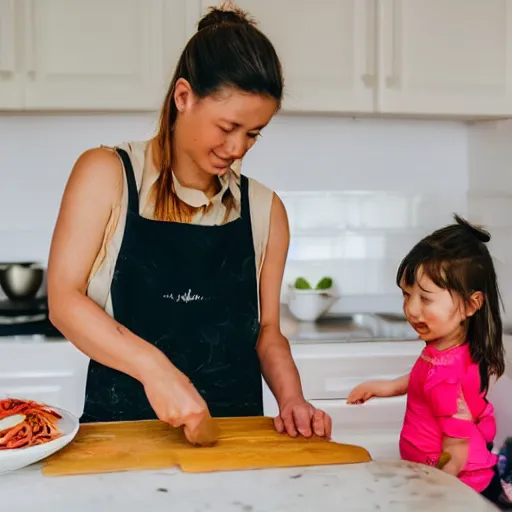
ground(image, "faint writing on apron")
xmin=162 ymin=289 xmax=208 ymax=303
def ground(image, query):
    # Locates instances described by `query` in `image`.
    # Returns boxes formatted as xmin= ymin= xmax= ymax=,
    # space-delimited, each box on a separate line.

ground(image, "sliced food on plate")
xmin=0 ymin=398 xmax=63 ymax=450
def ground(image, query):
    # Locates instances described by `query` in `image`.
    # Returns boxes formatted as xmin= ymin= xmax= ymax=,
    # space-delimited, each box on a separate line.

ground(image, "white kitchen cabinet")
xmin=309 ymin=395 xmax=407 ymax=432
xmin=313 ymin=396 xmax=406 ymax=459
xmin=377 ymin=0 xmax=512 ymax=117
xmin=0 ymin=342 xmax=89 ymax=418
xmin=0 ymin=0 xmax=192 ymax=112
xmin=2 ymin=0 xmax=512 ymax=117
xmin=292 ymin=340 xmax=421 ymax=400
xmin=262 ymin=339 xmax=418 ymax=460
xmin=22 ymin=0 xmax=169 ymax=110
xmin=200 ymin=0 xmax=376 ymax=114
xmin=199 ymin=0 xmax=512 ymax=118
xmin=0 ymin=0 xmax=24 ymax=109
xmin=163 ymin=0 xmax=195 ymax=89
xmin=262 ymin=339 xmax=421 ymax=419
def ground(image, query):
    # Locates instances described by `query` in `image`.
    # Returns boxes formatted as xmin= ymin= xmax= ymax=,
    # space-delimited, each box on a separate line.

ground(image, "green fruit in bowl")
xmin=315 ymin=277 xmax=333 ymax=290
xmin=294 ymin=277 xmax=312 ymax=290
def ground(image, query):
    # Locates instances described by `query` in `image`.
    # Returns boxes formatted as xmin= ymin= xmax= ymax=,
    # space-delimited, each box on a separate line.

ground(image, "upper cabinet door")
xmin=161 ymin=0 xmax=198 ymax=97
xmin=378 ymin=0 xmax=512 ymax=117
xmin=23 ymin=0 xmax=166 ymax=110
xmin=0 ymin=0 xmax=24 ymax=109
xmin=199 ymin=0 xmax=376 ymax=113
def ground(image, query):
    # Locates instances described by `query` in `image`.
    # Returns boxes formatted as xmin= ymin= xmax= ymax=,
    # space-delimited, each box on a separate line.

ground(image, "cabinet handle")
xmin=0 ymin=0 xmax=16 ymax=73
xmin=361 ymin=0 xmax=377 ymax=87
xmin=385 ymin=0 xmax=402 ymax=89
xmin=24 ymin=0 xmax=34 ymax=76
xmin=361 ymin=73 xmax=375 ymax=87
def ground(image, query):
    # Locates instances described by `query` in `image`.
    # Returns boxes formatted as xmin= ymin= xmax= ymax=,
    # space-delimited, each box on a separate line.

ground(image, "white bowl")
xmin=0 ymin=406 xmax=79 ymax=475
xmin=287 ymin=285 xmax=339 ymax=322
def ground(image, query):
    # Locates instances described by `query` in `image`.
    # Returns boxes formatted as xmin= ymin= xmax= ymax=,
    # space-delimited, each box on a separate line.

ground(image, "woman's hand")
xmin=274 ymin=396 xmax=332 ymax=439
xmin=141 ymin=355 xmax=214 ymax=445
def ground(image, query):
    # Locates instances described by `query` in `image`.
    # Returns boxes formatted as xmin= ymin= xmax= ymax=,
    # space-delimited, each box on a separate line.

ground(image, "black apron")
xmin=81 ymin=148 xmax=263 ymax=422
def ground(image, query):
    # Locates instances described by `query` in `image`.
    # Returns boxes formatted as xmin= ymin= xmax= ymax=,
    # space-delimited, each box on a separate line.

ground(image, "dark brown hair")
xmin=152 ymin=2 xmax=284 ymax=222
xmin=396 ymin=214 xmax=505 ymax=392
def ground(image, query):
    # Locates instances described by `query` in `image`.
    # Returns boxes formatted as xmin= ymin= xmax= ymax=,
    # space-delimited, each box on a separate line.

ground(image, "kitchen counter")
xmin=2 ymin=460 xmax=498 ymax=511
xmin=280 ymin=306 xmax=418 ymax=344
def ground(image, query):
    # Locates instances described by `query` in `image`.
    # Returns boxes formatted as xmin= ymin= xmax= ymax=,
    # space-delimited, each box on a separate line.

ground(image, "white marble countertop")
xmin=2 ymin=460 xmax=498 ymax=512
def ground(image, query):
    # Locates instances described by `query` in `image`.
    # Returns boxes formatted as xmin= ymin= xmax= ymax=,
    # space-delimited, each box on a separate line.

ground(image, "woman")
xmin=47 ymin=3 xmax=332 ymax=444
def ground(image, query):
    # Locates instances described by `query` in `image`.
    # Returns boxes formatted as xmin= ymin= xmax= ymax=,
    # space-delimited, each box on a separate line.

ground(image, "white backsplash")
xmin=279 ymin=190 xmax=467 ymax=314
xmin=467 ymin=120 xmax=512 ymax=326
xmin=0 ymin=113 xmax=470 ymax=311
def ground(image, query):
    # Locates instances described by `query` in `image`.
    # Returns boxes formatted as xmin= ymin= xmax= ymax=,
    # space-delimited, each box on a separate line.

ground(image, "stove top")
xmin=0 ymin=296 xmax=47 ymax=315
xmin=0 ymin=296 xmax=64 ymax=338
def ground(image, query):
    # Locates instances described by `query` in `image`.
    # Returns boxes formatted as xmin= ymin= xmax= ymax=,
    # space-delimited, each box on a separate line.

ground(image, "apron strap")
xmin=115 ymin=147 xmax=140 ymax=215
xmin=239 ymin=175 xmax=254 ymax=240
xmin=240 ymin=175 xmax=250 ymax=220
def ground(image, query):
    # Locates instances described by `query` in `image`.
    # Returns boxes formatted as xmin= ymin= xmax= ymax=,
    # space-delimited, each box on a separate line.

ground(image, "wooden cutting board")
xmin=42 ymin=416 xmax=371 ymax=476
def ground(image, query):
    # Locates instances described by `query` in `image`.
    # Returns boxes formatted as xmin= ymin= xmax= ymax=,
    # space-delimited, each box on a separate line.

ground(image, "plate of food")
xmin=0 ymin=398 xmax=79 ymax=474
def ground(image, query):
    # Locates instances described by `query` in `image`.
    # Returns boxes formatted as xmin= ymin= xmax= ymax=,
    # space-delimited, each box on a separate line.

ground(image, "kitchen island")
xmin=1 ymin=331 xmax=511 ymax=511
xmin=2 ymin=459 xmax=498 ymax=511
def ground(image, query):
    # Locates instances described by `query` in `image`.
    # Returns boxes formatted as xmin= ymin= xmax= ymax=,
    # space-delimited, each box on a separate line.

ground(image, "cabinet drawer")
xmin=292 ymin=340 xmax=422 ymax=400
xmin=309 ymin=395 xmax=407 ymax=433
xmin=0 ymin=342 xmax=89 ymax=417
xmin=0 ymin=371 xmax=85 ymax=417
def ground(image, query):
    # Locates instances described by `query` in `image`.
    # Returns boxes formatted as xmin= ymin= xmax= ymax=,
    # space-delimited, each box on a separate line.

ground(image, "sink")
xmin=285 ymin=310 xmax=418 ymax=343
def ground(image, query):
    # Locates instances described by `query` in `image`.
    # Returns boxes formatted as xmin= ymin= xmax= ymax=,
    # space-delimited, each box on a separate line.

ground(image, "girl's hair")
xmin=152 ymin=2 xmax=283 ymax=223
xmin=396 ymin=214 xmax=505 ymax=392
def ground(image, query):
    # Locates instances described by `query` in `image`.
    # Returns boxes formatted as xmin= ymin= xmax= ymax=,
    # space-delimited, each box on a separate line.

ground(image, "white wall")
xmin=0 ymin=113 xmax=469 ymax=312
xmin=468 ymin=120 xmax=512 ymax=327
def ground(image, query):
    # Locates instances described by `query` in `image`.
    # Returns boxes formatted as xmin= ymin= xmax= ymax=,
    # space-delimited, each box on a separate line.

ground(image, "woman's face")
xmin=174 ymin=81 xmax=278 ymax=177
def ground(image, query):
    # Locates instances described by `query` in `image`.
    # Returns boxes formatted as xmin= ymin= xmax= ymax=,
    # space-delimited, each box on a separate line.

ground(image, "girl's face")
xmin=173 ymin=81 xmax=278 ymax=177
xmin=400 ymin=268 xmax=482 ymax=348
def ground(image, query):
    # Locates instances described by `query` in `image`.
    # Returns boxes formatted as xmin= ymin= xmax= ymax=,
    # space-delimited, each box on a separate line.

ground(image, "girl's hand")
xmin=347 ymin=375 xmax=409 ymax=404
xmin=274 ymin=396 xmax=332 ymax=439
xmin=347 ymin=381 xmax=381 ymax=404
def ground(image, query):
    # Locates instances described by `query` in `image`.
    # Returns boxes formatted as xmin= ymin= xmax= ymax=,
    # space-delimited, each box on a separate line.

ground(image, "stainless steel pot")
xmin=0 ymin=263 xmax=44 ymax=301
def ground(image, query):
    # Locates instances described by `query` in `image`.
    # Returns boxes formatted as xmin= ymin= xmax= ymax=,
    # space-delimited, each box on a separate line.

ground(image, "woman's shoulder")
xmin=72 ymin=140 xmax=148 ymax=175
xmin=69 ymin=146 xmax=124 ymax=196
xmin=69 ymin=140 xmax=149 ymax=215
xmin=246 ymin=175 xmax=274 ymax=200
xmin=96 ymin=140 xmax=149 ymax=172
xmin=74 ymin=145 xmax=120 ymax=167
xmin=245 ymin=176 xmax=283 ymax=225
xmin=77 ymin=140 xmax=149 ymax=188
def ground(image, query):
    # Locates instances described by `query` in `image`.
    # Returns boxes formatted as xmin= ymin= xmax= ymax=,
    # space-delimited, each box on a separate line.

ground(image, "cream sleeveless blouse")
xmin=86 ymin=140 xmax=274 ymax=320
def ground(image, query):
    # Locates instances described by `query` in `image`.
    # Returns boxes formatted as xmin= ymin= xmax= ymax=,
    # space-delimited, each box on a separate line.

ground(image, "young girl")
xmin=347 ymin=215 xmax=512 ymax=509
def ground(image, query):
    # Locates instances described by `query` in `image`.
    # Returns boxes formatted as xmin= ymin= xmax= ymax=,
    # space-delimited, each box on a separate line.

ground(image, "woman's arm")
xmin=47 ymin=148 xmax=210 ymax=440
xmin=256 ymin=193 xmax=301 ymax=404
xmin=48 ymin=148 xmax=163 ymax=380
xmin=256 ymin=193 xmax=332 ymax=438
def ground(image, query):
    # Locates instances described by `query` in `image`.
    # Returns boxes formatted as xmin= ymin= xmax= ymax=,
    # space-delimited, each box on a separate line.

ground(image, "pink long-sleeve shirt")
xmin=400 ymin=343 xmax=497 ymax=492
